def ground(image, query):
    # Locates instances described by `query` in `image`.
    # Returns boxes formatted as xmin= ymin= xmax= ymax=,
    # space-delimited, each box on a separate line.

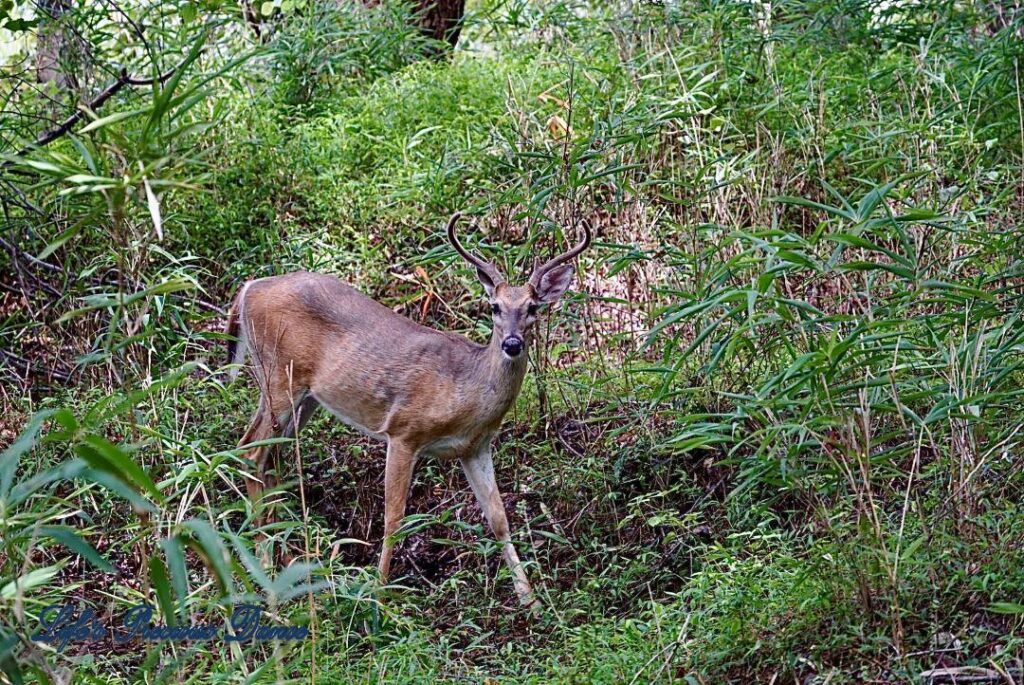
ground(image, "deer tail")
xmin=224 ymin=281 xmax=251 ymax=376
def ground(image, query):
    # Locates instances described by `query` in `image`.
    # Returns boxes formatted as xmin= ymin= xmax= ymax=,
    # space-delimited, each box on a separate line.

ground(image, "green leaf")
xmin=1 ymin=410 xmax=56 ymax=500
xmin=56 ymin=277 xmax=195 ymax=323
xmin=160 ymin=536 xmax=189 ymax=610
xmin=143 ymin=178 xmax=163 ymax=240
xmin=920 ymin=279 xmax=994 ymax=302
xmin=49 ymin=408 xmax=78 ymax=439
xmin=145 ymin=33 xmax=206 ymax=142
xmin=15 ymin=158 xmax=64 ymax=175
xmin=0 ymin=632 xmax=24 ymax=685
xmin=183 ymin=519 xmax=233 ymax=595
xmin=4 ymin=17 xmax=39 ymax=31
xmin=76 ymin=464 xmax=157 ymax=512
xmin=987 ymin=602 xmax=1024 ymax=614
xmin=37 ymin=219 xmax=87 ymax=259
xmin=75 ymin=435 xmax=164 ymax=504
xmin=78 ymin=108 xmax=148 ymax=133
xmin=148 ymin=556 xmax=177 ymax=626
xmin=67 ymin=135 xmax=98 ymax=174
xmin=229 ymin=535 xmax=271 ymax=591
xmin=533 ymin=529 xmax=571 ymax=545
xmin=855 ymin=181 xmax=896 ymax=221
xmin=1 ymin=565 xmax=61 ymax=600
xmin=839 ymin=260 xmax=916 ymax=280
xmin=64 ymin=174 xmax=118 ymax=185
xmin=9 ymin=460 xmax=87 ymax=508
xmin=38 ymin=526 xmax=115 ymax=574
xmin=899 ymin=535 xmax=925 ymax=562
xmin=773 ymin=195 xmax=854 ymax=221
xmin=270 ymin=562 xmax=330 ymax=602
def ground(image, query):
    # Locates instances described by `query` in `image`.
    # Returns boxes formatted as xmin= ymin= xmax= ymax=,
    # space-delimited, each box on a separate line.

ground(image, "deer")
xmin=224 ymin=213 xmax=592 ymax=608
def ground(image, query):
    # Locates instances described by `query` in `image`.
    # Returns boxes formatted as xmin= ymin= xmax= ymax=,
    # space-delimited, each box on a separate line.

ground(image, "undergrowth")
xmin=2 ymin=0 xmax=1023 ymax=682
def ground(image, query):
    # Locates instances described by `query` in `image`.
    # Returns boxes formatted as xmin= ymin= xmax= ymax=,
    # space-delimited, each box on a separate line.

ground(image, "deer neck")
xmin=478 ymin=333 xmax=528 ymax=416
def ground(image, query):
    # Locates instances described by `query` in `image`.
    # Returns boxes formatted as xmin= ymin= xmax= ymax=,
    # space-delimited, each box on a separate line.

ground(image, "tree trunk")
xmin=35 ymin=0 xmax=70 ymax=87
xmin=413 ymin=0 xmax=466 ymax=49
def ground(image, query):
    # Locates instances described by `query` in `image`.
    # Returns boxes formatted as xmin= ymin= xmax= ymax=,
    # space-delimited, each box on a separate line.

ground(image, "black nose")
xmin=502 ymin=337 xmax=524 ymax=357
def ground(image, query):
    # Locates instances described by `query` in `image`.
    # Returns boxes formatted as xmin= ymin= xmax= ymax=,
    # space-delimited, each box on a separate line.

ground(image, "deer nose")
xmin=502 ymin=336 xmax=524 ymax=357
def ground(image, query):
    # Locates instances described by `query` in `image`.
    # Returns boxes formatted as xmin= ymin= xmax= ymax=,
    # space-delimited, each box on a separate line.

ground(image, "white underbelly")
xmin=311 ymin=392 xmax=476 ymax=457
xmin=313 ymin=393 xmax=387 ymax=442
xmin=420 ymin=435 xmax=471 ymax=459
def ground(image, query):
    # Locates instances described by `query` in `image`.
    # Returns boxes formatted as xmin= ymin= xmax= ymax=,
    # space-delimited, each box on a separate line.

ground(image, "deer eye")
xmin=491 ymin=303 xmax=501 ymax=315
xmin=527 ymin=304 xmax=539 ymax=316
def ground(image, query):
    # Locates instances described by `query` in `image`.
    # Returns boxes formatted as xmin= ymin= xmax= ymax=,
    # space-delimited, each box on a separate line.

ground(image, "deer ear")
xmin=477 ymin=267 xmax=498 ymax=297
xmin=534 ymin=264 xmax=574 ymax=303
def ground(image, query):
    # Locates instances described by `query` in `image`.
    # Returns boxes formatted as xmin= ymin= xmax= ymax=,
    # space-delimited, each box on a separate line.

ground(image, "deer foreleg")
xmin=378 ymin=440 xmax=416 ymax=583
xmin=460 ymin=446 xmax=536 ymax=609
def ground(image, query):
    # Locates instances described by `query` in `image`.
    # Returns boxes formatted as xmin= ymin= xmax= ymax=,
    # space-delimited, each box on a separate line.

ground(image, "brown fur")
xmin=236 ymin=273 xmax=527 ymax=451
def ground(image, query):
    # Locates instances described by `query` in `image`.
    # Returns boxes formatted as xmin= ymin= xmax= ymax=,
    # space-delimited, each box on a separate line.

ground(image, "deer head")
xmin=447 ymin=213 xmax=592 ymax=360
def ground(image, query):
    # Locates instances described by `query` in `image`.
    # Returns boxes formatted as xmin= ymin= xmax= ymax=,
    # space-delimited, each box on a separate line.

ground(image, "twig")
xmin=920 ymin=667 xmax=1022 ymax=683
xmin=7 ymin=65 xmax=177 ymax=161
xmin=0 ymin=179 xmax=46 ymax=215
xmin=0 ymin=234 xmax=61 ymax=273
xmin=0 ymin=347 xmax=74 ymax=383
xmin=240 ymin=0 xmax=264 ymax=40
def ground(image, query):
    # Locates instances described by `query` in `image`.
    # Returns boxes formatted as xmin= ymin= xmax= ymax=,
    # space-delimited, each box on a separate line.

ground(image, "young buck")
xmin=225 ymin=213 xmax=592 ymax=607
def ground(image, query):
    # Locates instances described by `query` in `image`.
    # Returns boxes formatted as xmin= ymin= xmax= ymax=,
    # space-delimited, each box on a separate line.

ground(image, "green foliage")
xmin=0 ymin=376 xmax=336 ymax=684
xmin=268 ymin=0 xmax=435 ymax=109
xmin=0 ymin=0 xmax=37 ymax=33
xmin=2 ymin=0 xmax=1024 ymax=682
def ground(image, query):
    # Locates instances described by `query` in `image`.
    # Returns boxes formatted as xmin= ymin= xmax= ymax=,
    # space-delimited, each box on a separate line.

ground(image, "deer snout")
xmin=501 ymin=336 xmax=524 ymax=357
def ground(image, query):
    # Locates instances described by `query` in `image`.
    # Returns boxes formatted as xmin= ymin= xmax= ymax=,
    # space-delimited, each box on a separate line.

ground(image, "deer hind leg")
xmin=378 ymin=439 xmax=417 ymax=583
xmin=460 ymin=446 xmax=537 ymax=609
xmin=240 ymin=397 xmax=278 ymax=504
xmin=239 ymin=379 xmax=308 ymax=522
xmin=268 ymin=393 xmax=320 ymax=493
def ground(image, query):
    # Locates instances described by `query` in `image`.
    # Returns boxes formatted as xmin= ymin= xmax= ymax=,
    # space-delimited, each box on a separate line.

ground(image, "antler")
xmin=446 ymin=213 xmax=506 ymax=286
xmin=529 ymin=219 xmax=593 ymax=287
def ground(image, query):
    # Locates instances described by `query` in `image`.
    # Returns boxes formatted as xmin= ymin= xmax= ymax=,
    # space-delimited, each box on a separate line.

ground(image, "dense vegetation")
xmin=2 ymin=0 xmax=1023 ymax=682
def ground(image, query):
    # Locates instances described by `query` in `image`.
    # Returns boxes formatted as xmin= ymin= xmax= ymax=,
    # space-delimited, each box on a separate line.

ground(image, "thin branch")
xmin=12 ymin=65 xmax=176 ymax=158
xmin=99 ymin=0 xmax=148 ymax=49
xmin=0 ymin=179 xmax=46 ymax=215
xmin=0 ymin=347 xmax=74 ymax=383
xmin=0 ymin=234 xmax=61 ymax=273
xmin=240 ymin=0 xmax=263 ymax=40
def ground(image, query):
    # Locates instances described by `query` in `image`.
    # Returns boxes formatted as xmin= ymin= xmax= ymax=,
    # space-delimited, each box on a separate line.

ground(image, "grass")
xmin=2 ymin=0 xmax=1024 ymax=682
